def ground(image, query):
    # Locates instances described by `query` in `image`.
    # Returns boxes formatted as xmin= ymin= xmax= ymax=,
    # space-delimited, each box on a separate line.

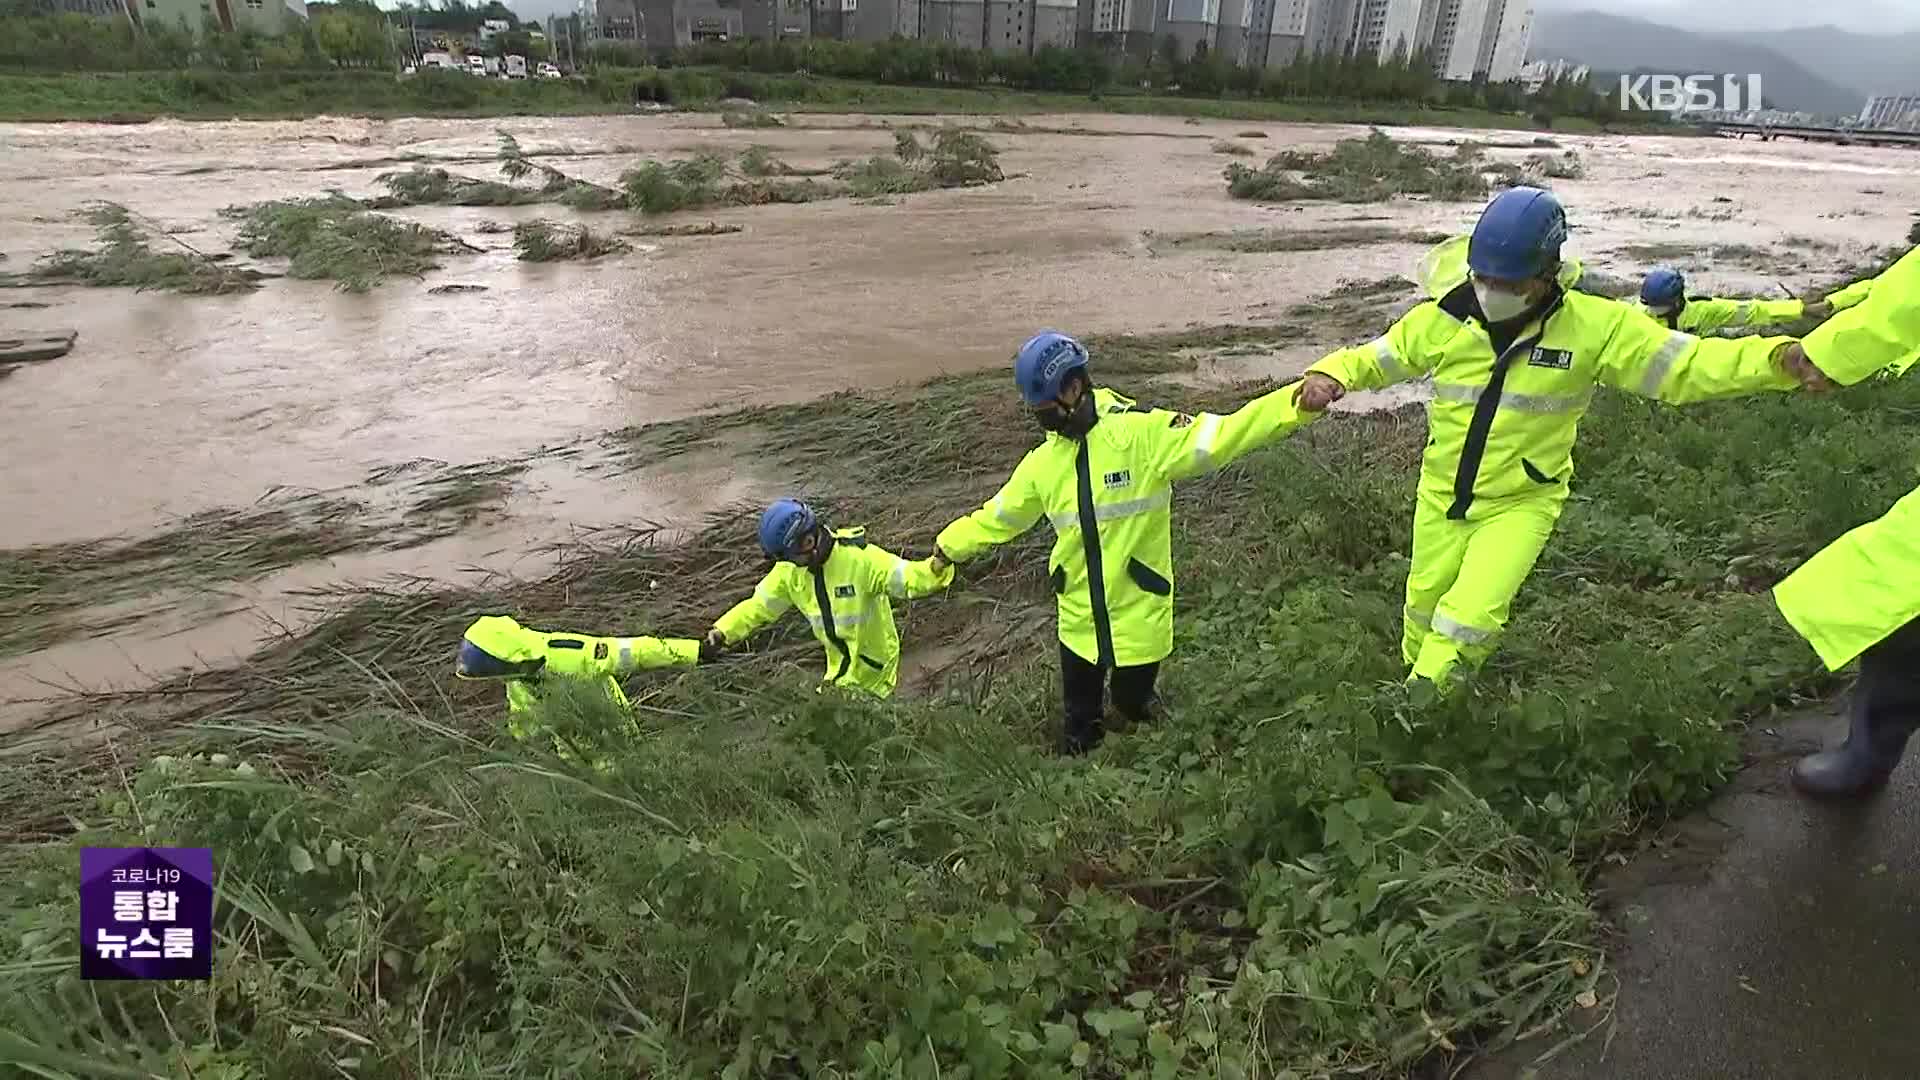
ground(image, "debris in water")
xmin=1225 ymin=130 xmax=1488 ymax=204
xmin=0 ymin=330 xmax=77 ymax=363
xmin=512 ymin=221 xmax=630 ymax=262
xmin=620 ymin=222 xmax=744 ymax=238
xmin=222 ymin=195 xmax=477 ymax=293
xmin=1 ymin=301 xmax=51 ymax=310
xmin=428 ymin=284 xmax=489 ymax=294
xmin=7 ymin=203 xmax=265 ymax=295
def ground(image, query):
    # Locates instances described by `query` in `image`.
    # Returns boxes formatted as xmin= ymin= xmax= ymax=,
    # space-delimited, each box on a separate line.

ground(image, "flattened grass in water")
xmin=9 ymin=202 xmax=264 ymax=295
xmin=222 ymin=195 xmax=476 ymax=292
xmin=1226 ymin=129 xmax=1490 ymax=203
xmin=512 ymin=220 xmax=630 ymax=262
xmin=1149 ymin=224 xmax=1451 ymax=254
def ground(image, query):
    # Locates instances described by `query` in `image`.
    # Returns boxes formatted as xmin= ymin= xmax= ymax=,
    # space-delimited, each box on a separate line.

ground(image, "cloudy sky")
xmin=1532 ymin=0 xmax=1920 ymax=32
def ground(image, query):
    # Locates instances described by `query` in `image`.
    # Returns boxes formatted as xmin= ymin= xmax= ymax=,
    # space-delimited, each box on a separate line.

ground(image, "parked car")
xmin=504 ymin=55 xmax=528 ymax=79
xmin=537 ymin=62 xmax=562 ymax=79
xmin=466 ymin=55 xmax=487 ymax=76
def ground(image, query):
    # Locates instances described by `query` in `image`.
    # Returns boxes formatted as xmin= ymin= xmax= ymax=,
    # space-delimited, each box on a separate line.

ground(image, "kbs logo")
xmin=1618 ymin=73 xmax=1764 ymax=114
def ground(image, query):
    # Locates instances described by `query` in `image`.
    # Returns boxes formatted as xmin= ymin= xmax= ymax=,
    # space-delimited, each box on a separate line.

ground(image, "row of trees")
xmin=0 ymin=0 xmax=1624 ymax=124
xmin=0 ymin=2 xmax=395 ymax=70
xmin=674 ymin=37 xmax=1627 ymax=119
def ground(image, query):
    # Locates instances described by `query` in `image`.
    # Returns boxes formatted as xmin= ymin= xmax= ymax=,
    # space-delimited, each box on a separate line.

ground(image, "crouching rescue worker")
xmin=1637 ymin=266 xmax=1829 ymax=334
xmin=1296 ymin=187 xmax=1813 ymax=687
xmin=706 ymin=499 xmax=954 ymax=697
xmin=931 ymin=331 xmax=1323 ymax=755
xmin=456 ymin=615 xmax=711 ymax=764
xmin=1768 ymin=242 xmax=1920 ymax=799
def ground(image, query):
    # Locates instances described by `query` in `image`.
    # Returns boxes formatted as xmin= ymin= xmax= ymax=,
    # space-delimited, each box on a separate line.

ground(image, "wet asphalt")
xmin=1469 ymin=701 xmax=1920 ymax=1080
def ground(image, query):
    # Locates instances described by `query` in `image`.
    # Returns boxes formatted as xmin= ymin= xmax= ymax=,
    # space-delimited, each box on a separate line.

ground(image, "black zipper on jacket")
xmin=1074 ymin=439 xmax=1116 ymax=668
xmin=1448 ymin=293 xmax=1566 ymax=521
xmin=810 ymin=561 xmax=852 ymax=683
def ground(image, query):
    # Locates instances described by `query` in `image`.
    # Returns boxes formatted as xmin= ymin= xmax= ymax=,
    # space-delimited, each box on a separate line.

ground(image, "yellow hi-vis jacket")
xmin=1637 ymin=295 xmax=1805 ymax=335
xmin=1774 ymin=242 xmax=1920 ymax=669
xmin=936 ymin=387 xmax=1319 ymax=669
xmin=1307 ymin=236 xmax=1800 ymax=521
xmin=458 ymin=615 xmax=700 ymax=762
xmin=713 ymin=527 xmax=954 ymax=698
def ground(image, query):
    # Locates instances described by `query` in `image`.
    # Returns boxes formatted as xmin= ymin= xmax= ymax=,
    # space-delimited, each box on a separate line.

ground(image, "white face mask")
xmin=1474 ymin=280 xmax=1534 ymax=324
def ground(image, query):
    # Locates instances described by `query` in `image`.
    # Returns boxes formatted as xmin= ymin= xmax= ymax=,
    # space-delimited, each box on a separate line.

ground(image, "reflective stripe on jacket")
xmin=1637 ymin=296 xmax=1804 ymax=335
xmin=458 ymin=616 xmax=699 ymax=767
xmin=713 ymin=528 xmax=953 ymax=697
xmin=1308 ymin=236 xmax=1800 ymax=521
xmin=936 ymin=386 xmax=1317 ymax=668
xmin=1774 ymin=243 xmax=1920 ymax=668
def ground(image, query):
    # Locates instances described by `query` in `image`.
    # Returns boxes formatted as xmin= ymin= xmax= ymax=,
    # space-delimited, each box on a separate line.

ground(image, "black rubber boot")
xmin=1060 ymin=717 xmax=1104 ymax=756
xmin=1791 ymin=665 xmax=1918 ymax=800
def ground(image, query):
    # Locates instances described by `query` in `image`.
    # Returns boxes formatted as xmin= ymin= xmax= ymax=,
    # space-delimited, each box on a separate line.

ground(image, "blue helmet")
xmin=1468 ymin=186 xmax=1568 ymax=281
xmin=1014 ymin=331 xmax=1090 ymax=406
xmin=757 ymin=498 xmax=818 ymax=560
xmin=1640 ymin=267 xmax=1686 ymax=308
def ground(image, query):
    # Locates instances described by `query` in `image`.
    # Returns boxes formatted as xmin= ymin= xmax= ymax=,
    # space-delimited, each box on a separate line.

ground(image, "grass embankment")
xmin=4 ymin=284 xmax=1913 ymax=1074
xmin=0 ymin=66 xmax=1654 ymax=134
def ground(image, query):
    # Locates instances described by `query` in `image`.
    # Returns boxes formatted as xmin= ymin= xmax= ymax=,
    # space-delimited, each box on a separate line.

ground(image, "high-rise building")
xmin=1162 ymin=0 xmax=1221 ymax=58
xmin=1479 ymin=0 xmax=1528 ymax=81
xmin=1239 ymin=0 xmax=1309 ymax=67
xmin=1353 ymin=0 xmax=1419 ymax=59
xmin=1417 ymin=0 xmax=1490 ymax=80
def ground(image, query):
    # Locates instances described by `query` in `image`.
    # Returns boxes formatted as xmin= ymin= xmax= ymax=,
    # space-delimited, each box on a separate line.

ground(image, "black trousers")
xmin=1059 ymin=643 xmax=1159 ymax=754
xmin=1849 ymin=614 xmax=1920 ymax=765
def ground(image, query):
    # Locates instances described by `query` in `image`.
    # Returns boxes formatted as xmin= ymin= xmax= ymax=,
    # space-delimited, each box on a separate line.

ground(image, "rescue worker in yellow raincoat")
xmin=931 ymin=330 xmax=1324 ymax=754
xmin=1295 ymin=187 xmax=1813 ymax=686
xmin=1637 ymin=266 xmax=1830 ymax=334
xmin=705 ymin=499 xmax=953 ymax=698
xmin=1767 ymin=242 xmax=1920 ymax=799
xmin=456 ymin=614 xmax=711 ymax=764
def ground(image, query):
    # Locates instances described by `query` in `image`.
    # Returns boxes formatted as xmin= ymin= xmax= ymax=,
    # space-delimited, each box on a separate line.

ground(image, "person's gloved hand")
xmin=929 ymin=548 xmax=952 ymax=574
xmin=1803 ymin=299 xmax=1834 ymax=322
xmin=1776 ymin=342 xmax=1835 ymax=393
xmin=1295 ymin=372 xmax=1346 ymax=412
xmin=700 ymin=628 xmax=726 ymax=663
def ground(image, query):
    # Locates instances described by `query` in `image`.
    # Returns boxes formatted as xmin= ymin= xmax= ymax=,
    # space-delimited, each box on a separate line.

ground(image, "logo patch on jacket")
xmin=833 ymin=585 xmax=856 ymax=599
xmin=1103 ymin=470 xmax=1132 ymax=489
xmin=1168 ymin=413 xmax=1195 ymax=429
xmin=593 ymin=642 xmax=609 ymax=660
xmin=1527 ymin=347 xmax=1573 ymax=370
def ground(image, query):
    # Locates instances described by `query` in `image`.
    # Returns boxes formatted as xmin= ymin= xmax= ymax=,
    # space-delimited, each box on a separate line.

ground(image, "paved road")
xmin=1470 ymin=702 xmax=1920 ymax=1080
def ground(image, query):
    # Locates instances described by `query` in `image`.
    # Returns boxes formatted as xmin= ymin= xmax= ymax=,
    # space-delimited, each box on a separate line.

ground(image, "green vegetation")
xmin=5 ymin=294 xmax=1908 ymax=1069
xmin=223 ymin=195 xmax=476 ymax=292
xmin=511 ymin=220 xmax=630 ymax=261
xmin=0 ymin=62 xmax=1658 ymax=132
xmin=614 ymin=127 xmax=1002 ymax=212
xmin=1226 ymin=130 xmax=1491 ymax=203
xmin=1148 ymin=225 xmax=1451 ymax=254
xmin=674 ymin=37 xmax=1633 ymax=125
xmin=369 ymin=165 xmax=540 ymax=208
xmin=496 ymin=131 xmax=628 ymax=210
xmin=5 ymin=202 xmax=263 ymax=294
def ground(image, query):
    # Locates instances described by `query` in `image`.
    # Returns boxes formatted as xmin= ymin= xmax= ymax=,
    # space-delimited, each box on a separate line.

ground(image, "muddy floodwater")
xmin=3 ymin=110 xmax=1917 ymax=734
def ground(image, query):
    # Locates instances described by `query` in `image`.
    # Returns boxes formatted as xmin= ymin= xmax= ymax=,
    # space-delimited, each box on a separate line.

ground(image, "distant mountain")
xmin=1721 ymin=27 xmax=1920 ymax=104
xmin=1531 ymin=0 xmax=1920 ymax=35
xmin=1529 ymin=11 xmax=1866 ymax=118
